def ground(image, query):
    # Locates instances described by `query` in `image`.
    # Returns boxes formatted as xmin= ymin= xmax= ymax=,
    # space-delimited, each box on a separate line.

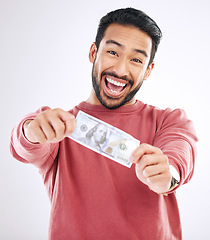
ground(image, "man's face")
xmin=89 ymin=23 xmax=154 ymax=109
xmin=93 ymin=124 xmax=107 ymax=144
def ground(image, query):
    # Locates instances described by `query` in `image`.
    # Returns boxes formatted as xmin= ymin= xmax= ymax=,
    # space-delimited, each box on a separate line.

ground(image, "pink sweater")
xmin=10 ymin=101 xmax=197 ymax=240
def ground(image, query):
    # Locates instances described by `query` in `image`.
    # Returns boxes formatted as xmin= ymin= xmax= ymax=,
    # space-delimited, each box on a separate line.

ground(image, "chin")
xmin=98 ymin=93 xmax=130 ymax=109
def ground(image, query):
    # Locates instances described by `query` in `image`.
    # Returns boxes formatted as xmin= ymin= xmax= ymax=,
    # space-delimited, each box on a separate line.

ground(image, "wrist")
xmin=169 ymin=165 xmax=180 ymax=189
xmin=159 ymin=165 xmax=180 ymax=196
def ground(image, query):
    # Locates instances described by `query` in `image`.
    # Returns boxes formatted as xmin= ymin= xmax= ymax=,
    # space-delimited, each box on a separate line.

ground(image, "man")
xmin=10 ymin=8 xmax=197 ymax=240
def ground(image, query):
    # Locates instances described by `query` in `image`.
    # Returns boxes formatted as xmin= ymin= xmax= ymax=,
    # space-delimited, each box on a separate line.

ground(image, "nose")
xmin=112 ymin=57 xmax=129 ymax=78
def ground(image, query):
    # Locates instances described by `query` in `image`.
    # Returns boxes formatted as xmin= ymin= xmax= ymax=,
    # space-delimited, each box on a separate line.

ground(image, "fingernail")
xmin=130 ymin=156 xmax=135 ymax=163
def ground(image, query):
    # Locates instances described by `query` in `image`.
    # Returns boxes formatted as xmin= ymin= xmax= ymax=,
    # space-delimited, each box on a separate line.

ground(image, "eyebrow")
xmin=106 ymin=39 xmax=122 ymax=47
xmin=105 ymin=39 xmax=148 ymax=58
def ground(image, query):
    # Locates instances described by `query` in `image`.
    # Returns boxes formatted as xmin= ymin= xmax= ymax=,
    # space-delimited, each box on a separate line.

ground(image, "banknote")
xmin=69 ymin=111 xmax=140 ymax=168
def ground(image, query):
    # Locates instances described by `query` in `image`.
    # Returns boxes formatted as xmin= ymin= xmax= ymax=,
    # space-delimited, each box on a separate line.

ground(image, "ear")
xmin=89 ymin=42 xmax=97 ymax=63
xmin=144 ymin=62 xmax=155 ymax=80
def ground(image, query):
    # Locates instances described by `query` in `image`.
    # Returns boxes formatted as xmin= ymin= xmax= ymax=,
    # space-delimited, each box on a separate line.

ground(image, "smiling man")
xmin=10 ymin=8 xmax=197 ymax=240
xmin=88 ymin=23 xmax=154 ymax=109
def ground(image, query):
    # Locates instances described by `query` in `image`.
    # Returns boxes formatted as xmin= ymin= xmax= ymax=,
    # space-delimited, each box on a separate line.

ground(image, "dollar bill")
xmin=69 ymin=111 xmax=140 ymax=168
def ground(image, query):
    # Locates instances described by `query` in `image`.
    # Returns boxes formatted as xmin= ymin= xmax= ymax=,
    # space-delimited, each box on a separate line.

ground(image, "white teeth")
xmin=110 ymin=89 xmax=118 ymax=93
xmin=106 ymin=78 xmax=126 ymax=87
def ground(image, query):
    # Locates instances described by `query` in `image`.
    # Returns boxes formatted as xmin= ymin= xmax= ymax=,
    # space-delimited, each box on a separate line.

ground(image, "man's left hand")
xmin=130 ymin=143 xmax=172 ymax=194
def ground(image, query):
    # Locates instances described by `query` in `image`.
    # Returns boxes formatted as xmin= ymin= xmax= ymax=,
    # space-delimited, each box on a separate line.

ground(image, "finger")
xmin=48 ymin=117 xmax=66 ymax=141
xmin=135 ymin=155 xmax=165 ymax=185
xmin=64 ymin=117 xmax=76 ymax=136
xmin=143 ymin=163 xmax=163 ymax=179
xmin=146 ymin=173 xmax=172 ymax=194
xmin=130 ymin=143 xmax=162 ymax=164
xmin=147 ymin=172 xmax=171 ymax=184
xmin=135 ymin=164 xmax=148 ymax=186
xmin=55 ymin=110 xmax=76 ymax=136
xmin=27 ymin=120 xmax=48 ymax=144
xmin=35 ymin=113 xmax=59 ymax=142
xmin=43 ymin=108 xmax=68 ymax=141
xmin=40 ymin=120 xmax=56 ymax=142
xmin=136 ymin=164 xmax=171 ymax=193
xmin=140 ymin=153 xmax=158 ymax=168
xmin=140 ymin=152 xmax=167 ymax=170
xmin=62 ymin=113 xmax=75 ymax=136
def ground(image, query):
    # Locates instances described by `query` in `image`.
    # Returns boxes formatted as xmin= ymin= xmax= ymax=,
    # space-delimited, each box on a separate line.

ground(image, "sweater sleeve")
xmin=153 ymin=108 xmax=198 ymax=190
xmin=9 ymin=107 xmax=59 ymax=174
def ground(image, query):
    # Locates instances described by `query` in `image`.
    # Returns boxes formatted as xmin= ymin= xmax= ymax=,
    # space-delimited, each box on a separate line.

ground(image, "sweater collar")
xmin=77 ymin=100 xmax=144 ymax=113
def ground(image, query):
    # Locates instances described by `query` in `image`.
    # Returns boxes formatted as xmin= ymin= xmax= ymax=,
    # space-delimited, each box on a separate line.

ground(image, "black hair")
xmin=95 ymin=7 xmax=162 ymax=65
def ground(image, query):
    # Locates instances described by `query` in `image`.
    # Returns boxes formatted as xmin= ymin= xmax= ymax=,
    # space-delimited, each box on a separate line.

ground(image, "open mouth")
xmin=104 ymin=77 xmax=128 ymax=97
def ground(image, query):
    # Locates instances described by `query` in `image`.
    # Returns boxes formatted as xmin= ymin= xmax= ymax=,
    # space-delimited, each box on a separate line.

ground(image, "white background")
xmin=1 ymin=0 xmax=209 ymax=239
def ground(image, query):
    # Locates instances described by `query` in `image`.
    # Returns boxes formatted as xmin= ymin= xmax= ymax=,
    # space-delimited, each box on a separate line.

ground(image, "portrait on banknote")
xmin=79 ymin=123 xmax=108 ymax=152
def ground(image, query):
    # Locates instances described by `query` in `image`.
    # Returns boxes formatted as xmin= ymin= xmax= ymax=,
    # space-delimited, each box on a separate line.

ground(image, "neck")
xmin=86 ymin=89 xmax=101 ymax=105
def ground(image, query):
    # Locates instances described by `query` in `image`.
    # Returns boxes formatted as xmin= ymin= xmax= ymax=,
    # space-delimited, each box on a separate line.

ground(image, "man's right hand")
xmin=23 ymin=108 xmax=76 ymax=144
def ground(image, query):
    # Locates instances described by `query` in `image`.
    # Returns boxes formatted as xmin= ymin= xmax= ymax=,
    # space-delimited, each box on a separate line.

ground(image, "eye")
xmin=131 ymin=58 xmax=143 ymax=64
xmin=107 ymin=50 xmax=118 ymax=56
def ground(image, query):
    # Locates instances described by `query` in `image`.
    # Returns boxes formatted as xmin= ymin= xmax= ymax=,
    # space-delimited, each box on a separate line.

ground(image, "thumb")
xmin=135 ymin=163 xmax=149 ymax=186
xmin=62 ymin=112 xmax=76 ymax=136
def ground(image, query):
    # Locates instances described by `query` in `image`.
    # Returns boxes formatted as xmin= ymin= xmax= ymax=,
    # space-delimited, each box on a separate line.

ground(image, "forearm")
xmin=160 ymin=139 xmax=196 ymax=186
xmin=153 ymin=108 xmax=197 ymax=191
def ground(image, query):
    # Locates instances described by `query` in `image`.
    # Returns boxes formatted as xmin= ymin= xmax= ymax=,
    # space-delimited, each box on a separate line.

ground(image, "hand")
xmin=23 ymin=108 xmax=75 ymax=144
xmin=130 ymin=143 xmax=172 ymax=194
